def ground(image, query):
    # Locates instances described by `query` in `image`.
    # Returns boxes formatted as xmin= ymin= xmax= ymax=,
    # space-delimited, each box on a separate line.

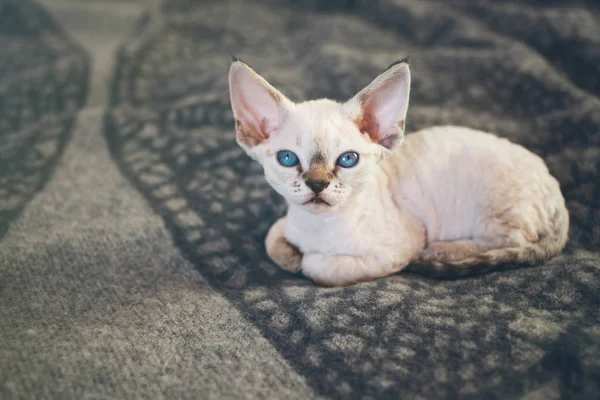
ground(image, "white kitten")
xmin=228 ymin=58 xmax=569 ymax=287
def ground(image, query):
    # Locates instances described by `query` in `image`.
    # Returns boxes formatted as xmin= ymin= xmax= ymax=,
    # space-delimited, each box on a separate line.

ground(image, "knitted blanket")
xmin=1 ymin=0 xmax=599 ymax=398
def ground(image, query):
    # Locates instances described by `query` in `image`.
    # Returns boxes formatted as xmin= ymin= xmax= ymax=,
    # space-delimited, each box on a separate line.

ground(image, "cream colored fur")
xmin=228 ymin=59 xmax=569 ymax=286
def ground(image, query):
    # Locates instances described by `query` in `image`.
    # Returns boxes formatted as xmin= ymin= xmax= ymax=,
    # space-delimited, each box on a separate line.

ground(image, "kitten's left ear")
xmin=343 ymin=59 xmax=411 ymax=150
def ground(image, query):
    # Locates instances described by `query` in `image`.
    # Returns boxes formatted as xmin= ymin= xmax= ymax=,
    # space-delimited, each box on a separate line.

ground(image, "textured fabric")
xmin=1 ymin=0 xmax=599 ymax=399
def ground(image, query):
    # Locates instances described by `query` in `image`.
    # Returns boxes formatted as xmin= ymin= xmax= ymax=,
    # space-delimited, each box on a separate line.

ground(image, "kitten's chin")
xmin=303 ymin=202 xmax=332 ymax=214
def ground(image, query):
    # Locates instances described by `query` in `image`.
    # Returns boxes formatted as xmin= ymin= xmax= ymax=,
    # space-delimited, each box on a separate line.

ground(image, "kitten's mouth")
xmin=304 ymin=197 xmax=330 ymax=206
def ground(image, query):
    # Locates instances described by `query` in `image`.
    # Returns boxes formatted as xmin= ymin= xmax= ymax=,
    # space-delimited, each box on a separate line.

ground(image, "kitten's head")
xmin=228 ymin=58 xmax=410 ymax=214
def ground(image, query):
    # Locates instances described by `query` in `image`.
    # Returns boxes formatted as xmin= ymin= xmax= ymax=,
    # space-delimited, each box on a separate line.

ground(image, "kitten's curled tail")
xmin=407 ymin=208 xmax=570 ymax=279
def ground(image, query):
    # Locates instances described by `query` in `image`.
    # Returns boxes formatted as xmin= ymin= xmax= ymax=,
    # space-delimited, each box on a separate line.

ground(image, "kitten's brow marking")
xmin=310 ymin=150 xmax=327 ymax=165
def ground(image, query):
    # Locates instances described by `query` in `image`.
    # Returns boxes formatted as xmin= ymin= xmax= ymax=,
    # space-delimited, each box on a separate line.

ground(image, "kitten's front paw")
xmin=270 ymin=238 xmax=303 ymax=273
xmin=302 ymin=252 xmax=412 ymax=287
xmin=265 ymin=217 xmax=303 ymax=273
xmin=302 ymin=253 xmax=368 ymax=287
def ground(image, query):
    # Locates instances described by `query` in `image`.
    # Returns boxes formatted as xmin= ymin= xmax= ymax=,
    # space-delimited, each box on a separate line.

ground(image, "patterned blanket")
xmin=1 ymin=0 xmax=599 ymax=398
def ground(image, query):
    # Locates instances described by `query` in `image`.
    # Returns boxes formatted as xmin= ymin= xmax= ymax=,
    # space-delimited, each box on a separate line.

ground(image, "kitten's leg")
xmin=419 ymin=237 xmax=512 ymax=265
xmin=418 ymin=207 xmax=568 ymax=269
xmin=301 ymin=253 xmax=412 ymax=287
xmin=265 ymin=217 xmax=303 ymax=273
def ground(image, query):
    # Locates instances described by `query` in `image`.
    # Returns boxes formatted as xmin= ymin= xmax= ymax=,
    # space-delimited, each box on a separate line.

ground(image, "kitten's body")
xmin=282 ymin=124 xmax=568 ymax=285
xmin=230 ymin=59 xmax=569 ymax=286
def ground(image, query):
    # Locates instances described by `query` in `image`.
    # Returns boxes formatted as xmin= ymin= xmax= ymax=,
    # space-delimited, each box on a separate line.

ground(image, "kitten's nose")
xmin=306 ymin=179 xmax=330 ymax=194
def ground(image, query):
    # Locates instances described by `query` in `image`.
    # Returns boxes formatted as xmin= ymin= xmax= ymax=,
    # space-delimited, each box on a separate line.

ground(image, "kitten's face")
xmin=228 ymin=59 xmax=410 ymax=214
xmin=253 ymin=100 xmax=387 ymax=213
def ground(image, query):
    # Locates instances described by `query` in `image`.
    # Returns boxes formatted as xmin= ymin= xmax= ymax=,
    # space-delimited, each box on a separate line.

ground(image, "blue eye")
xmin=336 ymin=151 xmax=359 ymax=168
xmin=277 ymin=150 xmax=299 ymax=167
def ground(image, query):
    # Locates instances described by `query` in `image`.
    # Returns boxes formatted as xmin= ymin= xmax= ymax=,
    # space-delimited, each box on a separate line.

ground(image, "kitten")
xmin=228 ymin=58 xmax=569 ymax=287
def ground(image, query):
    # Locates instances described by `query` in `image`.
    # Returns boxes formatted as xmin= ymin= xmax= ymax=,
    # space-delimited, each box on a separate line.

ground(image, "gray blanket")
xmin=1 ymin=0 xmax=599 ymax=398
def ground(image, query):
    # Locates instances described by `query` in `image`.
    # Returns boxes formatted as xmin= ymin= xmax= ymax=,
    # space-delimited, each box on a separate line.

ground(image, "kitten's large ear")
xmin=343 ymin=59 xmax=410 ymax=150
xmin=228 ymin=59 xmax=293 ymax=150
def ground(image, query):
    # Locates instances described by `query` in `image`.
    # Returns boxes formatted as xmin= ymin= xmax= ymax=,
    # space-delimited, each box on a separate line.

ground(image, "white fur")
xmin=228 ymin=60 xmax=569 ymax=286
